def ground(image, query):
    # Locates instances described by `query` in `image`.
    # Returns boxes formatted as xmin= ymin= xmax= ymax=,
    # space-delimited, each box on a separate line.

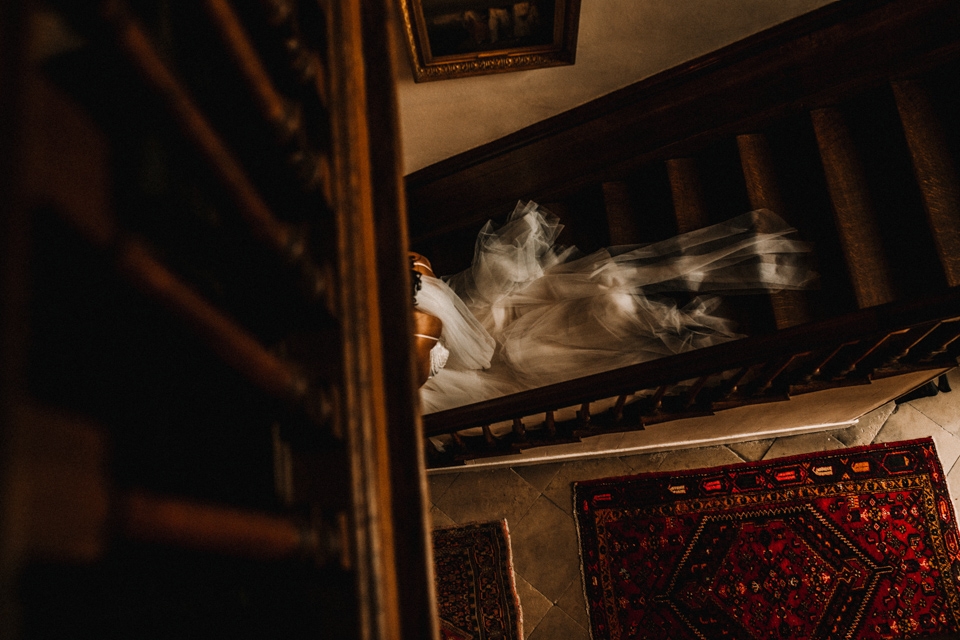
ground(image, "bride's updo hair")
xmin=410 ymin=253 xmax=444 ymax=386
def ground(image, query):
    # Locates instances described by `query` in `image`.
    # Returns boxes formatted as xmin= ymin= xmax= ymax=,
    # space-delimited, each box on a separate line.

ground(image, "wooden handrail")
xmin=422 ymin=286 xmax=960 ymax=435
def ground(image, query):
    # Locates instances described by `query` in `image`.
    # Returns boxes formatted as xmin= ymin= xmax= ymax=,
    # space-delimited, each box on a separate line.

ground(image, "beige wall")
xmin=395 ymin=0 xmax=836 ymax=174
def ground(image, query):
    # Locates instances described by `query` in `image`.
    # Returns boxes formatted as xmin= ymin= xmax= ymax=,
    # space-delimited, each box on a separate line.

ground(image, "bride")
xmin=413 ymin=201 xmax=816 ymax=415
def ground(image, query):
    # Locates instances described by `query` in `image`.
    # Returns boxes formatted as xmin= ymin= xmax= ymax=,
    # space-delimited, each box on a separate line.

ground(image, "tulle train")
xmin=418 ymin=201 xmax=816 ymax=414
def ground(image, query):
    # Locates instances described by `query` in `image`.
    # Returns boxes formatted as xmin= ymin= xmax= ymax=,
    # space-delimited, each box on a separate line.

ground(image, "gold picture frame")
xmin=399 ymin=0 xmax=582 ymax=82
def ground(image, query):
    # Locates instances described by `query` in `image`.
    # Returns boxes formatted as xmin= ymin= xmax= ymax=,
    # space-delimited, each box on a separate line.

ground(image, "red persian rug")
xmin=433 ymin=520 xmax=523 ymax=640
xmin=575 ymin=438 xmax=960 ymax=639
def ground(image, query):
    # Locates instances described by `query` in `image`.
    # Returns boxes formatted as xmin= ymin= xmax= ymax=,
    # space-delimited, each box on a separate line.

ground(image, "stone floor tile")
xmin=513 ymin=462 xmax=564 ymax=493
xmin=434 ymin=468 xmax=541 ymax=526
xmin=555 ymin=575 xmax=589 ymax=629
xmin=830 ymin=401 xmax=895 ymax=447
xmin=427 ymin=471 xmax=459 ymax=503
xmin=657 ymin=445 xmax=743 ymax=472
xmin=762 ymin=431 xmax=847 ymax=461
xmin=528 ymin=606 xmax=590 ymax=640
xmin=947 ymin=458 xmax=960 ymax=518
xmin=429 ymin=505 xmax=456 ymax=529
xmin=514 ymin=574 xmax=552 ymax=640
xmin=542 ymin=457 xmax=633 ymax=512
xmin=726 ymin=439 xmax=773 ymax=462
xmin=511 ymin=496 xmax=582 ymax=602
xmin=874 ymin=404 xmax=960 ymax=473
xmin=907 ymin=368 xmax=960 ymax=434
xmin=619 ymin=450 xmax=666 ymax=473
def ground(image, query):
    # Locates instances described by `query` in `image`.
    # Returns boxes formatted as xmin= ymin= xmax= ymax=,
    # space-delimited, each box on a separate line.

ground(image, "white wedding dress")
xmin=415 ymin=201 xmax=816 ymax=415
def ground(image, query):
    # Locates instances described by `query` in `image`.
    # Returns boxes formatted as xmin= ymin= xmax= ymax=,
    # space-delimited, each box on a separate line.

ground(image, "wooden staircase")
xmin=1 ymin=1 xmax=432 ymax=638
xmin=406 ymin=0 xmax=960 ymax=468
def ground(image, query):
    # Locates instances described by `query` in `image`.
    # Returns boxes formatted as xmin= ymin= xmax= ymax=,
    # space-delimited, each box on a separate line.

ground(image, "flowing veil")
xmin=417 ymin=201 xmax=817 ymax=414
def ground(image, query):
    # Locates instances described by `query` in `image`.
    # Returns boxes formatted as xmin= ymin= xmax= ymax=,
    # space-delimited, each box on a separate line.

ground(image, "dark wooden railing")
xmin=423 ymin=290 xmax=960 ymax=465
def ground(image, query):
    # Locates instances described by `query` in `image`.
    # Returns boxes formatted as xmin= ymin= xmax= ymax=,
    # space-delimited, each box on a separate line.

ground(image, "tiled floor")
xmin=427 ymin=367 xmax=960 ymax=640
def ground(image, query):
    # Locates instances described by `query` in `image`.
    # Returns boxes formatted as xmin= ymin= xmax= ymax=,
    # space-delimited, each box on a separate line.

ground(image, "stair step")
xmin=811 ymin=106 xmax=897 ymax=309
xmin=601 ymin=180 xmax=642 ymax=244
xmin=892 ymin=78 xmax=960 ymax=288
xmin=666 ymin=157 xmax=709 ymax=234
xmin=737 ymin=132 xmax=812 ymax=329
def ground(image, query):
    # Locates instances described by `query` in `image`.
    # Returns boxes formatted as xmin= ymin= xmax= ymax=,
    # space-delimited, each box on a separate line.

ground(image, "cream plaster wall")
xmin=395 ymin=0 xmax=837 ymax=174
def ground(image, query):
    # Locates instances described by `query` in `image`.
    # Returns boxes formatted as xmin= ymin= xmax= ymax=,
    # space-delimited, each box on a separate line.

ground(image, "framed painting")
xmin=399 ymin=0 xmax=582 ymax=82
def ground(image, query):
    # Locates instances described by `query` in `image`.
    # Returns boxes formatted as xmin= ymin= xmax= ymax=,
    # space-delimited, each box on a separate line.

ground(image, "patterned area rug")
xmin=575 ymin=438 xmax=960 ymax=639
xmin=433 ymin=520 xmax=523 ymax=640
